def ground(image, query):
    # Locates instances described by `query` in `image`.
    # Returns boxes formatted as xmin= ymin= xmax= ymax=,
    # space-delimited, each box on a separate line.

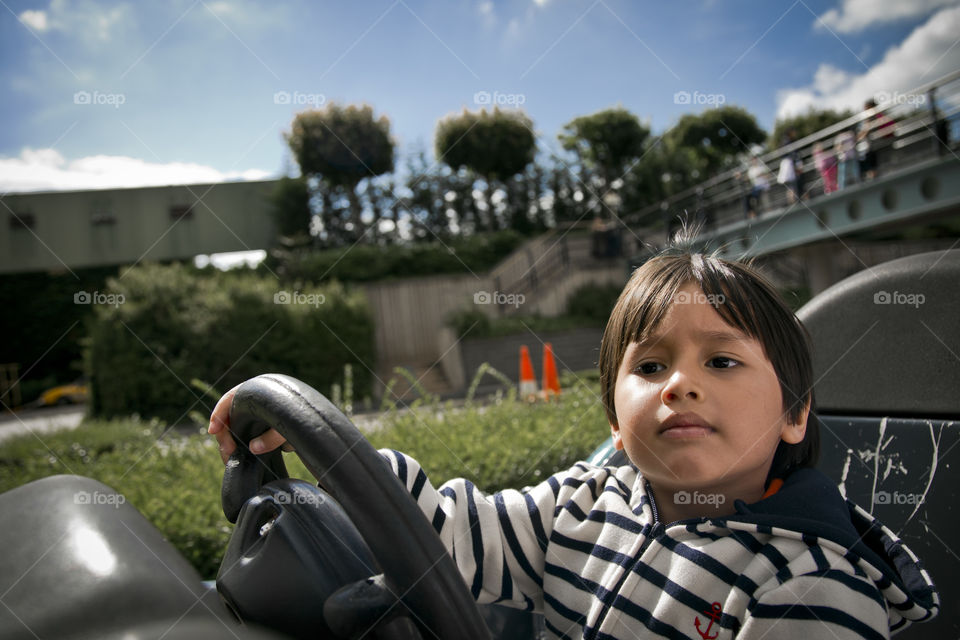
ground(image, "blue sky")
xmin=2 ymin=0 xmax=959 ymax=192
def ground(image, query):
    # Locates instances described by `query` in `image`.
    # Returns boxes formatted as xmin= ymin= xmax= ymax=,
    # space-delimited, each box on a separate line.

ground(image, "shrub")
xmin=565 ymin=283 xmax=624 ymax=323
xmin=87 ymin=263 xmax=374 ymax=424
xmin=267 ymin=230 xmax=525 ymax=283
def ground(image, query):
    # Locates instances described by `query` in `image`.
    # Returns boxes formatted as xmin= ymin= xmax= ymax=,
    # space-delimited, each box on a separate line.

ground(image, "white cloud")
xmin=817 ymin=0 xmax=958 ymax=33
xmin=19 ymin=10 xmax=49 ymax=31
xmin=19 ymin=0 xmax=131 ymax=43
xmin=777 ymin=5 xmax=960 ymax=119
xmin=0 ymin=148 xmax=272 ymax=193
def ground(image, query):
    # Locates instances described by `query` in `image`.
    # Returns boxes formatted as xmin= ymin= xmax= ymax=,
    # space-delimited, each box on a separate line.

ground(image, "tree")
xmin=434 ymin=108 xmax=536 ymax=231
xmin=558 ymin=107 xmax=649 ymax=213
xmin=770 ymin=108 xmax=854 ymax=148
xmin=663 ymin=105 xmax=766 ymax=176
xmin=269 ymin=176 xmax=312 ymax=243
xmin=286 ymin=103 xmax=395 ymax=243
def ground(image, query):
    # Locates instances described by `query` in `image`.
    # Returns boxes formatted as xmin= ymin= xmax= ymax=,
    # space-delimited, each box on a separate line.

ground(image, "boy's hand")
xmin=208 ymin=383 xmax=292 ymax=465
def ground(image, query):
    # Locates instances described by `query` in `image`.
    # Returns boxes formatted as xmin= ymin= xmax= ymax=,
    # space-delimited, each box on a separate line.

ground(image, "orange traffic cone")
xmin=519 ymin=345 xmax=539 ymax=401
xmin=542 ymin=342 xmax=561 ymax=399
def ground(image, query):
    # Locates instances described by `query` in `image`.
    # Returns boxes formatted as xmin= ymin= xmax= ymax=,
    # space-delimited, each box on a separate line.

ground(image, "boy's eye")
xmin=636 ymin=362 xmax=665 ymax=375
xmin=707 ymin=356 xmax=739 ymax=369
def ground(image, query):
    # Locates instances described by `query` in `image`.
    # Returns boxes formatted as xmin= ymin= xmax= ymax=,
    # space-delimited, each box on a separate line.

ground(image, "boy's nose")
xmin=661 ymin=370 xmax=701 ymax=404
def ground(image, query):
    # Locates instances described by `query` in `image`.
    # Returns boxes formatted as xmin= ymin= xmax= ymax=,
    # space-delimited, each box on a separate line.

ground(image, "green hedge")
xmin=268 ymin=230 xmax=526 ymax=283
xmin=445 ymin=282 xmax=623 ymax=340
xmin=0 ymin=266 xmax=117 ymax=405
xmin=87 ymin=263 xmax=374 ymax=424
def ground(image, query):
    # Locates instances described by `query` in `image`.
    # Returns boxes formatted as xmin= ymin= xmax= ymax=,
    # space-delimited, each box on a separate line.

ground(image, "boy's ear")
xmin=780 ymin=401 xmax=811 ymax=445
xmin=609 ymin=422 xmax=624 ymax=451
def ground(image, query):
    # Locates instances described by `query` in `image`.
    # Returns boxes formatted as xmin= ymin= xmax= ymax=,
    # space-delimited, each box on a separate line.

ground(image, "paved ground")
xmin=0 ymin=405 xmax=85 ymax=445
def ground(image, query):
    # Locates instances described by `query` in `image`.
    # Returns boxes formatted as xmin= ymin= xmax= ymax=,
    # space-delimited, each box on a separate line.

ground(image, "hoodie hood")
xmin=729 ymin=468 xmax=939 ymax=629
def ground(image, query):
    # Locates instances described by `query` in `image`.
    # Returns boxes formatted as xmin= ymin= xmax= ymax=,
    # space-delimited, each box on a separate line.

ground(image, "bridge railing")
xmin=624 ymin=69 xmax=960 ymax=232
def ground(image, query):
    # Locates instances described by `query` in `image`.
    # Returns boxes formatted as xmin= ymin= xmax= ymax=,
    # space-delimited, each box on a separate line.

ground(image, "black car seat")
xmin=798 ymin=248 xmax=959 ymax=638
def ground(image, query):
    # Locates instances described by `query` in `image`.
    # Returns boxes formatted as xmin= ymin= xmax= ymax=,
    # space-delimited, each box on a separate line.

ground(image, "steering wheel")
xmin=220 ymin=373 xmax=491 ymax=640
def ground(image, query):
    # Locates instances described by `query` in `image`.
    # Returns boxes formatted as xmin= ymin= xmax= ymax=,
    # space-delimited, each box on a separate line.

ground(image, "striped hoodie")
xmin=382 ymin=451 xmax=939 ymax=639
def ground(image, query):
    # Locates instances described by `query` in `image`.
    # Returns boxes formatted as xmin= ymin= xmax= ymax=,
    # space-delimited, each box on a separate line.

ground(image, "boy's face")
xmin=610 ymin=282 xmax=807 ymax=502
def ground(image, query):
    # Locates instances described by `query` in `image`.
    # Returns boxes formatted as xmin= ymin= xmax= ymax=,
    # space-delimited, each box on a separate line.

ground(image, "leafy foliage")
xmin=435 ymin=108 xmax=536 ymax=182
xmin=770 ymin=108 xmax=854 ymax=147
xmin=287 ymin=103 xmax=394 ymax=187
xmin=270 ymin=176 xmax=312 ymax=239
xmin=268 ymin=230 xmax=525 ymax=283
xmin=564 ymin=283 xmax=624 ymax=324
xmin=87 ymin=263 xmax=374 ymax=424
xmin=663 ymin=105 xmax=767 ymax=176
xmin=559 ymin=107 xmax=650 ymax=192
xmin=435 ymin=108 xmax=538 ymax=232
xmin=286 ymin=103 xmax=395 ymax=243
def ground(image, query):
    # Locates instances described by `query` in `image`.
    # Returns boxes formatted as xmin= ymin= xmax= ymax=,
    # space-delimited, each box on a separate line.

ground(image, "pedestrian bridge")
xmin=626 ymin=69 xmax=960 ymax=260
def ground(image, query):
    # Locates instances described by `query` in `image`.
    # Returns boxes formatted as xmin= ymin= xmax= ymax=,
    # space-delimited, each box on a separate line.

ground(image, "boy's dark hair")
xmin=598 ymin=250 xmax=818 ymax=483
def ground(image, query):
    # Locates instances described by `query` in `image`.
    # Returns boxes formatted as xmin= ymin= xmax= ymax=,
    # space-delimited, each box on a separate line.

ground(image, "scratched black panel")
xmin=817 ymin=415 xmax=959 ymax=638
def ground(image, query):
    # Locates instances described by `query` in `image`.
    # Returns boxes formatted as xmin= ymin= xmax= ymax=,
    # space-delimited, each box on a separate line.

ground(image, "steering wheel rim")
xmin=221 ymin=373 xmax=491 ymax=640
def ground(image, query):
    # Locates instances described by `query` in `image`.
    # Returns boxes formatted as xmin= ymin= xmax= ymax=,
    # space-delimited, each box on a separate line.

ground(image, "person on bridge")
xmin=812 ymin=141 xmax=838 ymax=195
xmin=741 ymin=155 xmax=769 ymax=219
xmin=857 ymin=98 xmax=895 ymax=181
xmin=834 ymin=128 xmax=859 ymax=190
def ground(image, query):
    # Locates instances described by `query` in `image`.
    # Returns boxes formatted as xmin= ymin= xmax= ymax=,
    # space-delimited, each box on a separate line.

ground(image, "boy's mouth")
xmin=659 ymin=412 xmax=715 ymax=437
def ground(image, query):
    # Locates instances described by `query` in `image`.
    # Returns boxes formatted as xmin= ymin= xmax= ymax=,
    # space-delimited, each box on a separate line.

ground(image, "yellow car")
xmin=38 ymin=380 xmax=88 ymax=406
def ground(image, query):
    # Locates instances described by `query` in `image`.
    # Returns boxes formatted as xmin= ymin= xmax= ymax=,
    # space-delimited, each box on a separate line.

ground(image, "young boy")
xmin=210 ymin=250 xmax=938 ymax=639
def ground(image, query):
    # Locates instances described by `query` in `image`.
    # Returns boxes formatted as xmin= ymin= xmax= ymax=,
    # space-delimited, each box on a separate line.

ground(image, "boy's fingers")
xmin=250 ymin=429 xmax=288 ymax=454
xmin=208 ymin=385 xmax=241 ymax=435
xmin=218 ymin=436 xmax=236 ymax=465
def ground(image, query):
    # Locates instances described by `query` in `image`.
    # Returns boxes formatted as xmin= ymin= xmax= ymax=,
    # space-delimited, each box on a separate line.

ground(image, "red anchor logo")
xmin=695 ymin=601 xmax=723 ymax=639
